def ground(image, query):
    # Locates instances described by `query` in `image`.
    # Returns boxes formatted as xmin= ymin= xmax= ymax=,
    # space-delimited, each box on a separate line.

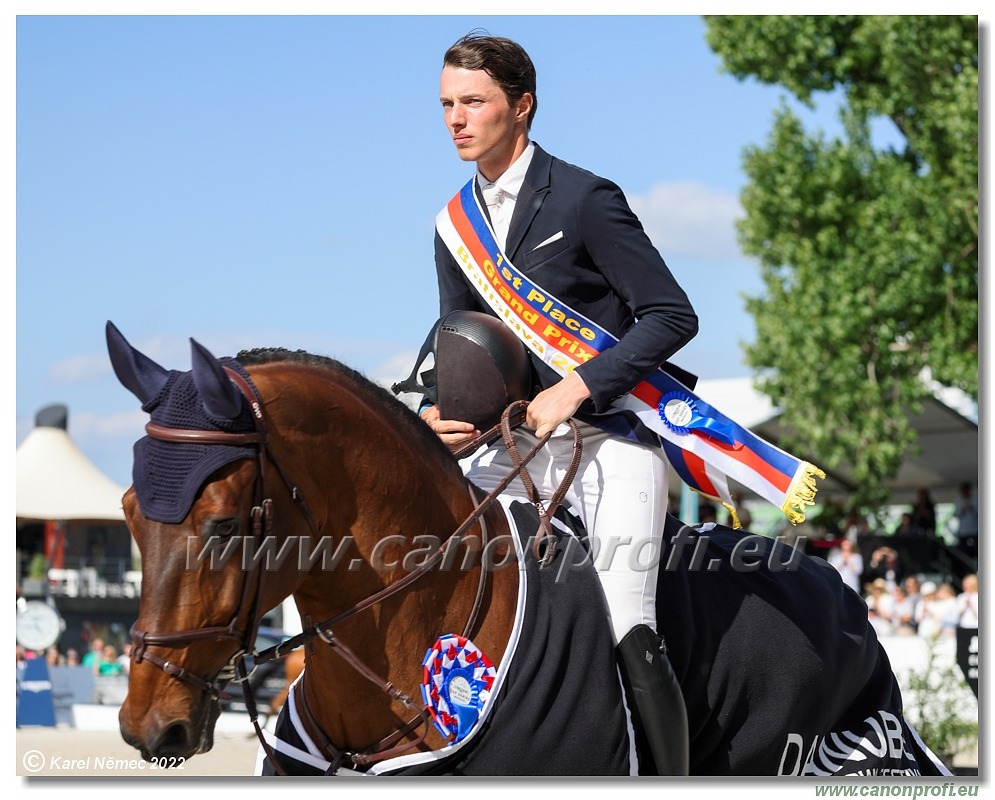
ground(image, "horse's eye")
xmin=206 ymin=518 xmax=239 ymax=538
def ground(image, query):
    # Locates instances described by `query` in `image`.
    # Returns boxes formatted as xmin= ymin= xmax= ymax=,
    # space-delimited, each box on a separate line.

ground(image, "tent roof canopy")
xmin=16 ymin=404 xmax=127 ymax=523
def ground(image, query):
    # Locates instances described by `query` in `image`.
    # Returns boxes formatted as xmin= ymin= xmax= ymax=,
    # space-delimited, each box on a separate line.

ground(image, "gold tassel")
xmin=780 ymin=462 xmax=827 ymax=525
xmin=720 ymin=500 xmax=742 ymax=530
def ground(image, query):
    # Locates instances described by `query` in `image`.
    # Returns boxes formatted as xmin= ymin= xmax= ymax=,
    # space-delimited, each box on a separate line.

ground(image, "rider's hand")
xmin=420 ymin=405 xmax=480 ymax=448
xmin=526 ymin=371 xmax=591 ymax=439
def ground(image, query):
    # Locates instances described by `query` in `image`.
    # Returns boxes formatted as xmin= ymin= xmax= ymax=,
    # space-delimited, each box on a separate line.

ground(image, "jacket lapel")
xmin=506 ymin=144 xmax=552 ymax=260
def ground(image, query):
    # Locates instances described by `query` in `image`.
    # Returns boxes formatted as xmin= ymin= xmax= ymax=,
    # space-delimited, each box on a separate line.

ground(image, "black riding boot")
xmin=616 ymin=624 xmax=689 ymax=776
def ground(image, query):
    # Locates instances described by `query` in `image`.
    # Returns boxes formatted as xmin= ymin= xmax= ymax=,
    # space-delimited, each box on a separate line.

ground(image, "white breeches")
xmin=462 ymin=420 xmax=668 ymax=644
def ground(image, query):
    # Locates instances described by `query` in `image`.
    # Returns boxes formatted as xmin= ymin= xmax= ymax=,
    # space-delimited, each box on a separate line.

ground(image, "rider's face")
xmin=440 ymin=66 xmax=532 ymax=182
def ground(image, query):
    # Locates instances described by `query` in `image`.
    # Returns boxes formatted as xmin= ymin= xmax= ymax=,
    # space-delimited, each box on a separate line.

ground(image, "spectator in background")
xmin=915 ymin=581 xmax=940 ymax=639
xmin=893 ymin=512 xmax=916 ymax=536
xmin=116 ymin=642 xmax=132 ymax=676
xmin=698 ymin=501 xmax=718 ymax=527
xmin=851 ymin=516 xmax=873 ymax=540
xmin=64 ymin=647 xmax=80 ymax=667
xmin=99 ymin=645 xmax=124 ymax=676
xmin=910 ymin=488 xmax=937 ymax=537
xmin=864 ymin=546 xmax=904 ymax=590
xmin=45 ymin=645 xmax=64 ymax=667
xmin=933 ymin=583 xmax=960 ymax=636
xmin=865 ymin=578 xmax=894 ymax=636
xmin=828 ymin=538 xmax=864 ymax=594
xmin=890 ymin=586 xmax=917 ymax=635
xmin=951 ymin=483 xmax=978 ymax=560
xmin=841 ymin=511 xmax=873 ymax=542
xmin=81 ymin=637 xmax=105 ymax=674
xmin=957 ymin=574 xmax=979 ymax=630
xmin=917 ymin=582 xmax=959 ymax=639
xmin=904 ymin=575 xmax=923 ymax=622
xmin=840 ymin=510 xmax=862 ymax=542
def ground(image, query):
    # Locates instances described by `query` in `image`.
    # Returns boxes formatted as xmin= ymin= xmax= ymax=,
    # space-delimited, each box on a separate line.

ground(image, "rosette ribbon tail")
xmin=650 ymin=384 xmax=827 ymax=528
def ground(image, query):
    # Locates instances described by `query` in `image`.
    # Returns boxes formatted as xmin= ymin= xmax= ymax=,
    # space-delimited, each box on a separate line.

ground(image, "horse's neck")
xmin=262 ymin=370 xmax=518 ymax=753
xmin=295 ymin=493 xmax=517 ymax=755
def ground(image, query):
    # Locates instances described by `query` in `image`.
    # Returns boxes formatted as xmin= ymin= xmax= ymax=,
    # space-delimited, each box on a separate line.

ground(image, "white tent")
xmin=16 ymin=405 xmax=127 ymax=523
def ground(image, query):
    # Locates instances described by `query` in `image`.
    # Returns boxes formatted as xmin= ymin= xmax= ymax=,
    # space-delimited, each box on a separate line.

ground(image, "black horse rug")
xmin=258 ymin=506 xmax=948 ymax=777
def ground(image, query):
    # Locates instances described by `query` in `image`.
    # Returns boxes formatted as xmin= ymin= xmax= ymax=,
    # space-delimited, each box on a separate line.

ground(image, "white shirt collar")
xmin=476 ymin=141 xmax=535 ymax=201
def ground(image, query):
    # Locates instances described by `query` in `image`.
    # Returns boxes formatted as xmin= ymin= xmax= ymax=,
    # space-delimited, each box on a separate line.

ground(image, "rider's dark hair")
xmin=443 ymin=31 xmax=538 ymax=130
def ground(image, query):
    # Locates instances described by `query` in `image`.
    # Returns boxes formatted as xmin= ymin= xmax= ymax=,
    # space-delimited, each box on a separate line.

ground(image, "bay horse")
xmin=107 ymin=322 xmax=949 ymax=777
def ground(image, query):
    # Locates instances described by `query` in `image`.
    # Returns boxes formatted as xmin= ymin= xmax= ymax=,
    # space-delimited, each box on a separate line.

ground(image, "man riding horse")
xmin=420 ymin=32 xmax=700 ymax=775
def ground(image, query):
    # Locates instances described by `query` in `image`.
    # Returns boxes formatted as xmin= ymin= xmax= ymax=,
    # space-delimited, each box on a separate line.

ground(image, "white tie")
xmin=482 ymin=183 xmax=510 ymax=250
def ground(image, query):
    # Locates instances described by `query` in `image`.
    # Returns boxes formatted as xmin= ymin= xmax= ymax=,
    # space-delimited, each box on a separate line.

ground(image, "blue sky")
xmin=12 ymin=11 xmax=970 ymax=490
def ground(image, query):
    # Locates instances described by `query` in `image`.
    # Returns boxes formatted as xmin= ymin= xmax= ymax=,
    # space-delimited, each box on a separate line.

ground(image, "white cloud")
xmin=627 ymin=182 xmax=744 ymax=263
xmin=49 ymin=334 xmax=192 ymax=386
xmin=70 ymin=408 xmax=148 ymax=441
xmin=369 ymin=349 xmax=420 ymax=386
xmin=50 ymin=353 xmax=115 ymax=385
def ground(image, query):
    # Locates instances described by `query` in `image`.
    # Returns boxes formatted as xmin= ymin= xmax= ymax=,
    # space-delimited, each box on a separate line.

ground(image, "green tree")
xmin=704 ymin=16 xmax=978 ymax=510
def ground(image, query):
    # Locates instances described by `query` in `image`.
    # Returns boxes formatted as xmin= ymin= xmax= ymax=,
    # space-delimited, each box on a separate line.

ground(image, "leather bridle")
xmin=129 ymin=368 xmax=286 ymax=698
xmin=128 ymin=365 xmax=583 ymax=775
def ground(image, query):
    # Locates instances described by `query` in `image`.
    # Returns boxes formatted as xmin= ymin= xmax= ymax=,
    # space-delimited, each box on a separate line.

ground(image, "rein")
xmin=257 ymin=402 xmax=581 ymax=772
xmin=133 ymin=372 xmax=582 ymax=774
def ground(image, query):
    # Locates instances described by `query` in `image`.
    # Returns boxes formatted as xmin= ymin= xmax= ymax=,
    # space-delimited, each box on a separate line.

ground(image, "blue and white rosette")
xmin=421 ymin=634 xmax=497 ymax=744
xmin=658 ymin=390 xmax=737 ymax=446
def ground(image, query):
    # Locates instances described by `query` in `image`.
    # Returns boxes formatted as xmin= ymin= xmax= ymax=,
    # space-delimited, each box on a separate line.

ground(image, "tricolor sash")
xmin=436 ymin=178 xmax=825 ymax=525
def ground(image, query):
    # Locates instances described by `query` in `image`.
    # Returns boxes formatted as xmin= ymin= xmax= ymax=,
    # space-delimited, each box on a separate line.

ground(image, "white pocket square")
xmin=532 ymin=231 xmax=564 ymax=250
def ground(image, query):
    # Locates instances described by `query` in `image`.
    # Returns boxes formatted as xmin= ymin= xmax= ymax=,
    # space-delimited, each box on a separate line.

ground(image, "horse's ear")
xmin=106 ymin=321 xmax=170 ymax=405
xmin=190 ymin=338 xmax=244 ymax=420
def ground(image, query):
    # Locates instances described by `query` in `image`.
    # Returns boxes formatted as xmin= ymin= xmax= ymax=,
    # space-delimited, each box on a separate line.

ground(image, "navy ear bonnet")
xmin=105 ymin=321 xmax=259 ymax=524
xmin=133 ymin=360 xmax=258 ymax=524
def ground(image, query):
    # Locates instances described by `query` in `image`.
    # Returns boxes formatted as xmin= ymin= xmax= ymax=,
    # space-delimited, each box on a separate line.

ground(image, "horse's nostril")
xmin=155 ymin=722 xmax=193 ymax=759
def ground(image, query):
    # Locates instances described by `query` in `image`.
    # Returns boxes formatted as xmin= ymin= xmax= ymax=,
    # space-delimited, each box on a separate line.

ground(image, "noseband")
xmin=130 ymin=364 xmax=582 ymax=774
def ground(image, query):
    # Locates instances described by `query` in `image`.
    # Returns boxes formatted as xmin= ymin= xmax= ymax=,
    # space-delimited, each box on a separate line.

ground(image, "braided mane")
xmin=235 ymin=347 xmax=456 ymax=465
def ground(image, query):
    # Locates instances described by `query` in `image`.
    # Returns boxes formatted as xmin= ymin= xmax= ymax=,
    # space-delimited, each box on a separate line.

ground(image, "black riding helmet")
xmin=392 ymin=310 xmax=533 ymax=431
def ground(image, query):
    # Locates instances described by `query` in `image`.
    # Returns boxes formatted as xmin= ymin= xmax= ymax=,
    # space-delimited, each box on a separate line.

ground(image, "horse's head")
xmin=106 ymin=323 xmax=524 ymax=770
xmin=107 ymin=322 xmax=301 ymax=762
